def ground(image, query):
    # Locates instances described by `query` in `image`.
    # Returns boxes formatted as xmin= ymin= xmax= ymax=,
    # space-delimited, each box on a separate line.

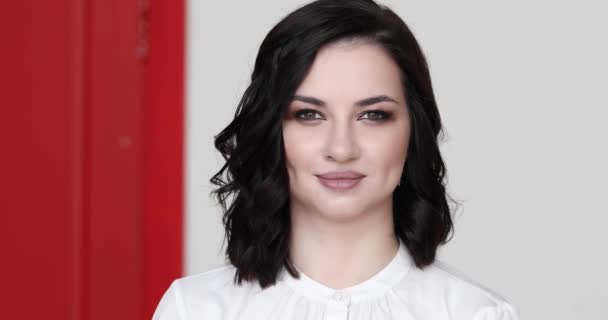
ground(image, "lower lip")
xmin=316 ymin=176 xmax=364 ymax=191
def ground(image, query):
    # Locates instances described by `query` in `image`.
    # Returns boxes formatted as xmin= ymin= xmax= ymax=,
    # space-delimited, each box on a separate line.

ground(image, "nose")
xmin=324 ymin=120 xmax=361 ymax=162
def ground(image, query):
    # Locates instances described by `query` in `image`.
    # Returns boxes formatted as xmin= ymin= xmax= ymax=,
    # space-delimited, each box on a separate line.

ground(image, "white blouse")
xmin=153 ymin=240 xmax=519 ymax=320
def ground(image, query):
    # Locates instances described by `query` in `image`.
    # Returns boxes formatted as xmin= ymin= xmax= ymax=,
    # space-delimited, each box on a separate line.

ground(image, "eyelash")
xmin=293 ymin=109 xmax=392 ymax=122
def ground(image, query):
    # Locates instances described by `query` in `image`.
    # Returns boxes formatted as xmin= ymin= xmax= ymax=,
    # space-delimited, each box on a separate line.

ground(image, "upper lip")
xmin=316 ymin=171 xmax=366 ymax=179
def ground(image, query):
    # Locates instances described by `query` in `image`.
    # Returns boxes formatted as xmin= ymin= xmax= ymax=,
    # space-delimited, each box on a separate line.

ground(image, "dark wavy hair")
xmin=210 ymin=0 xmax=457 ymax=289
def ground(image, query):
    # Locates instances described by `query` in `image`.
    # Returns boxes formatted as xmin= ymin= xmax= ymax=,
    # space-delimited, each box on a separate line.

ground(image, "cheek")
xmin=282 ymin=124 xmax=315 ymax=174
xmin=364 ymin=122 xmax=410 ymax=175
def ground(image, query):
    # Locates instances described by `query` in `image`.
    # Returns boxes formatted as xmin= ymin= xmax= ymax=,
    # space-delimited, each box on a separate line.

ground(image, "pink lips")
xmin=315 ymin=171 xmax=365 ymax=191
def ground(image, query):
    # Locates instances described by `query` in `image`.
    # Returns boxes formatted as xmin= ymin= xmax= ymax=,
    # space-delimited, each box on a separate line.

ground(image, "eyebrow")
xmin=292 ymin=95 xmax=399 ymax=107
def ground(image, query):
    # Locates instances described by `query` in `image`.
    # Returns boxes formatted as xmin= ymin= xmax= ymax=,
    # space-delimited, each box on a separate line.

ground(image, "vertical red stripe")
xmin=143 ymin=0 xmax=185 ymax=318
xmin=70 ymin=0 xmax=85 ymax=318
xmin=86 ymin=0 xmax=144 ymax=318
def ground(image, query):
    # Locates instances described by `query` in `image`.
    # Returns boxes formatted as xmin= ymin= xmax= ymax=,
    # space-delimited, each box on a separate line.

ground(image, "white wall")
xmin=185 ymin=1 xmax=608 ymax=319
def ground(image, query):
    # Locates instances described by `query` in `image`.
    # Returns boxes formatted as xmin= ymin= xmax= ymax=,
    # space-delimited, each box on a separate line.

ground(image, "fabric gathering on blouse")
xmin=153 ymin=239 xmax=519 ymax=320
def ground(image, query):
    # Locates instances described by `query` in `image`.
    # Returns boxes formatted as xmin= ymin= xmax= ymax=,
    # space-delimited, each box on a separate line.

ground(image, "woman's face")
xmin=282 ymin=40 xmax=411 ymax=222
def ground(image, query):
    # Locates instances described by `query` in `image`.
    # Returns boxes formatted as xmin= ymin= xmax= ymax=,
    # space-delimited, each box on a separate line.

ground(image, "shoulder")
xmin=398 ymin=259 xmax=519 ymax=320
xmin=153 ymin=263 xmax=263 ymax=319
xmin=175 ymin=263 xmax=265 ymax=307
xmin=174 ymin=263 xmax=244 ymax=298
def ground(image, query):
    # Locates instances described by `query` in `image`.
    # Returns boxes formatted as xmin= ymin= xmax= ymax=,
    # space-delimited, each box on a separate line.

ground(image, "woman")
xmin=154 ymin=0 xmax=519 ymax=319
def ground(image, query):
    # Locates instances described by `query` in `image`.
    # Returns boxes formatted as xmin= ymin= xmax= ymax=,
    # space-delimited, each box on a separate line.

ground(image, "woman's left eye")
xmin=359 ymin=110 xmax=391 ymax=121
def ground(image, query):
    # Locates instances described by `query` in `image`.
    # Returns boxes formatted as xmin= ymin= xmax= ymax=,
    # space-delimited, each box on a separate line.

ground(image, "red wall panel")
xmin=1 ymin=1 xmax=82 ymax=318
xmin=0 ymin=0 xmax=184 ymax=318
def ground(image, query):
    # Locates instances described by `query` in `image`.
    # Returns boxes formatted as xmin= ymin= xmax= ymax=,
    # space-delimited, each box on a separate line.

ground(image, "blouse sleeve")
xmin=152 ymin=279 xmax=187 ymax=320
xmin=472 ymin=302 xmax=520 ymax=320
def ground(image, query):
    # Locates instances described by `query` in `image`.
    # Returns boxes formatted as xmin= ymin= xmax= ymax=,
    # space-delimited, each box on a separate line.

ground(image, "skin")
xmin=281 ymin=39 xmax=412 ymax=289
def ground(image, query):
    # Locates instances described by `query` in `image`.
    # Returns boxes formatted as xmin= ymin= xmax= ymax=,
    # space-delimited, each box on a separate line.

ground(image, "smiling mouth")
xmin=316 ymin=176 xmax=364 ymax=191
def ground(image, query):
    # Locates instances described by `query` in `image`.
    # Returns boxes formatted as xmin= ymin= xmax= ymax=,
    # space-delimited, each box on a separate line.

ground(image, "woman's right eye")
xmin=294 ymin=109 xmax=323 ymax=121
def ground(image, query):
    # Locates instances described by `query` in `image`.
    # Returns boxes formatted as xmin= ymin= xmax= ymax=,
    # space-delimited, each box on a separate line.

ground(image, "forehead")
xmin=294 ymin=41 xmax=405 ymax=105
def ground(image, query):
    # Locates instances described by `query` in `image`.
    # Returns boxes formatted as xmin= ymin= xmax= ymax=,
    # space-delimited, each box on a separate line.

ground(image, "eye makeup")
xmin=292 ymin=108 xmax=393 ymax=122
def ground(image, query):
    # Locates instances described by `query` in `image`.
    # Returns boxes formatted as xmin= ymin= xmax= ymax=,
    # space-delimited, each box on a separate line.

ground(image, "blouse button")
xmin=331 ymin=291 xmax=350 ymax=303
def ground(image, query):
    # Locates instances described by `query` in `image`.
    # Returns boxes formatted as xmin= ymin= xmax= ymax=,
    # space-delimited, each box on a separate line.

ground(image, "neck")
xmin=288 ymin=200 xmax=399 ymax=290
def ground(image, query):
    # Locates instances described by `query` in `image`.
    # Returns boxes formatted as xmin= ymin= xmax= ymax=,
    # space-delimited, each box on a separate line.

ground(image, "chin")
xmin=319 ymin=202 xmax=365 ymax=216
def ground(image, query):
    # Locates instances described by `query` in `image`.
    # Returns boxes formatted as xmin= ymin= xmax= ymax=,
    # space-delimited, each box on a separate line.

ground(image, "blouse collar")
xmin=277 ymin=238 xmax=413 ymax=304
